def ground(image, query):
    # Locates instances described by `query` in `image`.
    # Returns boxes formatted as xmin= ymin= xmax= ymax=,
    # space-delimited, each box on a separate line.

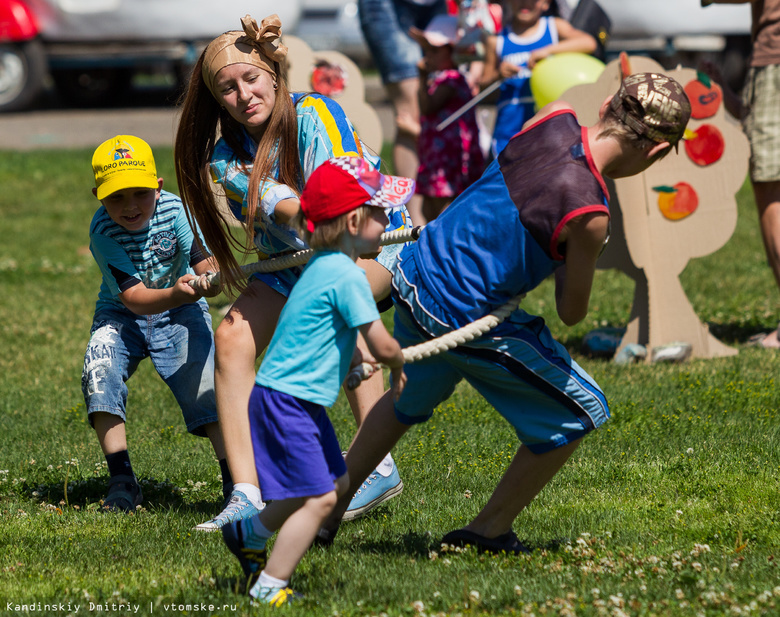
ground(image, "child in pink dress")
xmin=406 ymin=15 xmax=485 ymax=223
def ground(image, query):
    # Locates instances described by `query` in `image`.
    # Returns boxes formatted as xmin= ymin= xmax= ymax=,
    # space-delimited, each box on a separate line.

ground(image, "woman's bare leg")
xmin=214 ymin=279 xmax=286 ymax=485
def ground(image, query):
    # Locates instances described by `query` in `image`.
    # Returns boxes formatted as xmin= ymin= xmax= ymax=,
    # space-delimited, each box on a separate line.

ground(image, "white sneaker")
xmin=194 ymin=489 xmax=264 ymax=532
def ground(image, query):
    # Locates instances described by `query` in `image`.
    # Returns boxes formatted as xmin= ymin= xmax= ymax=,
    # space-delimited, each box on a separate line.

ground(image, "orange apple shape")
xmin=685 ymin=124 xmax=725 ymax=166
xmin=656 ymin=182 xmax=699 ymax=221
xmin=685 ymin=78 xmax=723 ymax=119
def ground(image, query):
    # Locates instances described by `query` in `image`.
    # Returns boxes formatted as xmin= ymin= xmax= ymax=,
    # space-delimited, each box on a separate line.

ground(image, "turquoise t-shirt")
xmin=256 ymin=251 xmax=380 ymax=407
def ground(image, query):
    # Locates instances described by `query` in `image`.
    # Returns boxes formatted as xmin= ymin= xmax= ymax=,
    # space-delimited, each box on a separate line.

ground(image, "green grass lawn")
xmin=1 ymin=148 xmax=779 ymax=616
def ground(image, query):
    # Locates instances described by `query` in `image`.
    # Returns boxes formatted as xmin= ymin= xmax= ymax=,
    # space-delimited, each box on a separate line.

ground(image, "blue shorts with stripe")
xmin=391 ymin=269 xmax=610 ymax=454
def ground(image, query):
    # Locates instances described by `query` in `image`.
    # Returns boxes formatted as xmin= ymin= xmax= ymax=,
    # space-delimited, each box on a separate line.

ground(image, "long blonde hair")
xmin=174 ymin=52 xmax=301 ymax=297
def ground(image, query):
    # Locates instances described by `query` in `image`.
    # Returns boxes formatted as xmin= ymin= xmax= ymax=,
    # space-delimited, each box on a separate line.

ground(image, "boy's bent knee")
xmin=305 ymin=490 xmax=339 ymax=516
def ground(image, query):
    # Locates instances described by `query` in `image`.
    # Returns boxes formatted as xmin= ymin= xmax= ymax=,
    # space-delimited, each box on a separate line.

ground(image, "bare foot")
xmin=761 ymin=329 xmax=780 ymax=348
xmin=396 ymin=113 xmax=421 ymax=138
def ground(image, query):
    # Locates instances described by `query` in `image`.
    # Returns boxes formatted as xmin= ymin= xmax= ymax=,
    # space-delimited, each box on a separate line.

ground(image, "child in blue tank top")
xmin=481 ymin=0 xmax=596 ymax=157
xmin=317 ymin=72 xmax=692 ymax=556
xmin=220 ymin=157 xmax=412 ymax=605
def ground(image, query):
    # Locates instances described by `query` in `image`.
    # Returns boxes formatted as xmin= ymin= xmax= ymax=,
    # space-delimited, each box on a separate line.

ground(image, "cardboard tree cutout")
xmin=284 ymin=36 xmax=383 ymax=154
xmin=561 ymin=56 xmax=749 ymax=360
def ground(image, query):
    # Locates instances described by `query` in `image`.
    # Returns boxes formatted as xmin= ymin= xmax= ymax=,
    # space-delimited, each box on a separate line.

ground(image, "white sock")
xmin=376 ymin=452 xmax=394 ymax=477
xmin=234 ymin=482 xmax=264 ymax=508
xmin=257 ymin=571 xmax=288 ymax=589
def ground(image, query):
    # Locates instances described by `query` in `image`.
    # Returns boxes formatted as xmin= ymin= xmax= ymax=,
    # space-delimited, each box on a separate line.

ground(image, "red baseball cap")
xmin=300 ymin=157 xmax=415 ymax=232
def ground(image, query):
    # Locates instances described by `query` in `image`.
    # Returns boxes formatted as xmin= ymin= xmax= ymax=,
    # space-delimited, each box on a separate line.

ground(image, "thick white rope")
xmin=345 ymin=292 xmax=526 ymax=389
xmin=192 ymin=226 xmax=424 ymax=290
xmin=190 ymin=221 xmax=522 ymax=388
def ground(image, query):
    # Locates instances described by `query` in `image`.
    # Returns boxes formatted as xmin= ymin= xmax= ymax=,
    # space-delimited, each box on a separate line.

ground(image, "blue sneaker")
xmin=194 ymin=489 xmax=263 ymax=532
xmin=250 ymin=585 xmax=301 ymax=606
xmin=342 ymin=461 xmax=403 ymax=521
xmin=222 ymin=519 xmax=267 ymax=583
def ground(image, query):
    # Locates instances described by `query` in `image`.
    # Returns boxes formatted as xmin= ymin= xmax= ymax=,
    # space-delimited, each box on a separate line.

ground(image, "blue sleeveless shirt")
xmin=396 ymin=110 xmax=609 ymax=329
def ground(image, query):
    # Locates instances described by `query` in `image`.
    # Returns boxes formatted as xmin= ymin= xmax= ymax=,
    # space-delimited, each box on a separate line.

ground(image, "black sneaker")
xmin=102 ymin=474 xmax=143 ymax=513
xmin=222 ymin=519 xmax=267 ymax=585
xmin=312 ymin=524 xmax=340 ymax=547
xmin=441 ymin=528 xmax=531 ymax=554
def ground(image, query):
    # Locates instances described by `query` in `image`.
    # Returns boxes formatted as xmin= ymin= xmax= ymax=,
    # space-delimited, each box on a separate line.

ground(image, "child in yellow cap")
xmin=83 ymin=135 xmax=228 ymax=513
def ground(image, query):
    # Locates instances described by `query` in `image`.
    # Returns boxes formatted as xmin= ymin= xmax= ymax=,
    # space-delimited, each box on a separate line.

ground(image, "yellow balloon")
xmin=530 ymin=52 xmax=606 ymax=109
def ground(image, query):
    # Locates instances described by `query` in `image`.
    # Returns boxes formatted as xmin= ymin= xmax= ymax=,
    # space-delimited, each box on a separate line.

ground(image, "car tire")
xmin=51 ymin=67 xmax=133 ymax=108
xmin=0 ymin=39 xmax=47 ymax=113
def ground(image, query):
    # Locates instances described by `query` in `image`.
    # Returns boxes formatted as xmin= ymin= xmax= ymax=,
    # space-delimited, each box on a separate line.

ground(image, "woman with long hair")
xmin=175 ymin=14 xmax=409 ymax=531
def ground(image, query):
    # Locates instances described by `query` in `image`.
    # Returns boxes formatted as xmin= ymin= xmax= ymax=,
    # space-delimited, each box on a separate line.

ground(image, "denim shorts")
xmin=391 ymin=266 xmax=610 ymax=454
xmin=358 ymin=0 xmax=447 ymax=84
xmin=81 ymin=301 xmax=217 ymax=436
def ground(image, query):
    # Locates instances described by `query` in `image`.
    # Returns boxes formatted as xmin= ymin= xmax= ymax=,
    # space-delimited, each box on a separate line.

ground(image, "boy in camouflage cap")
xmin=318 ymin=72 xmax=690 ymax=555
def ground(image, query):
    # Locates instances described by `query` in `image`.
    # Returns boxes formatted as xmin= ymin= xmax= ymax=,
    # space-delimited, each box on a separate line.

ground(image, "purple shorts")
xmin=248 ymin=385 xmax=347 ymax=501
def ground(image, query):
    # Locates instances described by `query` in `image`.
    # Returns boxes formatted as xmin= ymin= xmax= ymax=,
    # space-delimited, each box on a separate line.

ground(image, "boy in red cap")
xmin=221 ymin=156 xmax=412 ymax=605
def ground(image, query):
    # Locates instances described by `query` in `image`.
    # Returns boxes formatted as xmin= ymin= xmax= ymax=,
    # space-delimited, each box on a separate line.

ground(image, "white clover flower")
xmin=609 ymin=595 xmax=625 ymax=608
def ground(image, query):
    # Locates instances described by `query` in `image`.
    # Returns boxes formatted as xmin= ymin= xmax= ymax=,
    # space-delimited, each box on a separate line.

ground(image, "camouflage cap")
xmin=609 ymin=72 xmax=691 ymax=147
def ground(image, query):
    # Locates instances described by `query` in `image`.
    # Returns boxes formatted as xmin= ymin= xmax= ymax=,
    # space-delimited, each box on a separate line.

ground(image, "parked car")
xmin=598 ymin=0 xmax=752 ymax=90
xmin=0 ymin=0 xmax=302 ymax=112
xmin=294 ymin=0 xmax=370 ymax=65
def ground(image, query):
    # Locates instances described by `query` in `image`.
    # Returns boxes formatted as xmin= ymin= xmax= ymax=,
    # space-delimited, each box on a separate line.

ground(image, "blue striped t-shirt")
xmin=89 ymin=189 xmax=209 ymax=313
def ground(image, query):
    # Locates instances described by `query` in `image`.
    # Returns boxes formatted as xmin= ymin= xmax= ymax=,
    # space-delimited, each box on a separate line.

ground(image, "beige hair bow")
xmin=202 ymin=14 xmax=288 ymax=96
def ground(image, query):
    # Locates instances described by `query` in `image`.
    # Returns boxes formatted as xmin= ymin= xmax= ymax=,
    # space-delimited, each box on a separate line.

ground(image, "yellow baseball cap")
xmin=92 ymin=135 xmax=158 ymax=200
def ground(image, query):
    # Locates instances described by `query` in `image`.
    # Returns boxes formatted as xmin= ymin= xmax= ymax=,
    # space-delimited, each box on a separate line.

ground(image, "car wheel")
xmin=51 ymin=67 xmax=133 ymax=108
xmin=0 ymin=39 xmax=47 ymax=113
